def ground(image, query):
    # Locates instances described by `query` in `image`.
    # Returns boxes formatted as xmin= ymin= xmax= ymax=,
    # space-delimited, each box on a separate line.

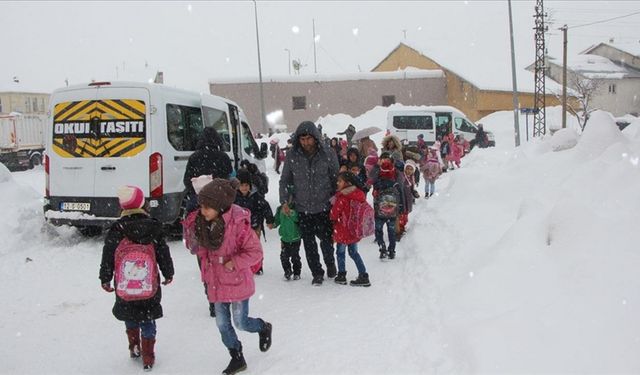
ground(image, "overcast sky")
xmin=1 ymin=1 xmax=638 ymax=93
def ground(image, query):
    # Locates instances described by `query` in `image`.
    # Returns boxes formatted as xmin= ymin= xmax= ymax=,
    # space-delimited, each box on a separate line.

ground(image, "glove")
xmin=162 ymin=278 xmax=173 ymax=285
xmin=101 ymin=283 xmax=114 ymax=292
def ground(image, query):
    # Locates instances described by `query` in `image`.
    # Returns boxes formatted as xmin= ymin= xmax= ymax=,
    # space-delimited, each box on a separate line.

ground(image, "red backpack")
xmin=114 ymin=238 xmax=158 ymax=301
xmin=347 ymin=200 xmax=375 ymax=239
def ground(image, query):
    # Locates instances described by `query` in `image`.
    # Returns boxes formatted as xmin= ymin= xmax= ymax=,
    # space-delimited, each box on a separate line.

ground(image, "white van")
xmin=387 ymin=106 xmax=495 ymax=146
xmin=43 ymin=81 xmax=267 ymax=235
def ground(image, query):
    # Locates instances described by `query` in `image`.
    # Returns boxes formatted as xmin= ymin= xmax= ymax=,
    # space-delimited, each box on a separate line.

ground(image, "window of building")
xmin=166 ymin=104 xmax=203 ymax=151
xmin=292 ymin=96 xmax=306 ymax=110
xmin=25 ymin=97 xmax=32 ymax=112
xmin=382 ymin=95 xmax=396 ymax=107
xmin=609 ymin=84 xmax=617 ymax=94
xmin=32 ymin=97 xmax=39 ymax=112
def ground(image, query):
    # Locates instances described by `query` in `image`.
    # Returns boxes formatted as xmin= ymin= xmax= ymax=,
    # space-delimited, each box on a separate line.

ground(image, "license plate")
xmin=60 ymin=202 xmax=91 ymax=211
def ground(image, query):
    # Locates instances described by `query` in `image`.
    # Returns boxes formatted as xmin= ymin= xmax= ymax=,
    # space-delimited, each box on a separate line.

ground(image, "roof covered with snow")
xmin=209 ymin=68 xmax=444 ymax=85
xmin=0 ymin=80 xmax=50 ymax=94
xmin=582 ymin=41 xmax=640 ymax=58
xmin=547 ymin=54 xmax=640 ymax=80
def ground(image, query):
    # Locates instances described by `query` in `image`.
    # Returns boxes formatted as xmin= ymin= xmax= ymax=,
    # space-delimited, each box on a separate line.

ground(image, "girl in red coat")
xmin=329 ymin=172 xmax=371 ymax=287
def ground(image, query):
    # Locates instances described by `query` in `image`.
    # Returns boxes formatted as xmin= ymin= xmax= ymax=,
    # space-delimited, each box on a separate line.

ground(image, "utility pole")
xmin=561 ymin=24 xmax=568 ymax=129
xmin=508 ymin=0 xmax=521 ymax=146
xmin=533 ymin=0 xmax=547 ymax=137
xmin=253 ymin=0 xmax=267 ymax=133
xmin=284 ymin=48 xmax=291 ymax=75
xmin=312 ymin=19 xmax=318 ymax=73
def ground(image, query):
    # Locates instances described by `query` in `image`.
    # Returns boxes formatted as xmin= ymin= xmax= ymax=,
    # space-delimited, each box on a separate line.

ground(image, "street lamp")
xmin=252 ymin=0 xmax=267 ymax=133
xmin=284 ymin=48 xmax=291 ymax=75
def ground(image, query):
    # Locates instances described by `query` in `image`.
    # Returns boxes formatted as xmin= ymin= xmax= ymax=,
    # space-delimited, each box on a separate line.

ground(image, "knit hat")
xmin=117 ymin=185 xmax=145 ymax=210
xmin=236 ymin=169 xmax=252 ymax=186
xmin=404 ymin=159 xmax=418 ymax=172
xmin=198 ymin=178 xmax=239 ymax=213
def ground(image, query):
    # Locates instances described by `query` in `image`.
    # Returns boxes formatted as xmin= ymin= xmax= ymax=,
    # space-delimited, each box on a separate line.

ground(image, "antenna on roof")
xmin=12 ymin=76 xmax=19 ymax=83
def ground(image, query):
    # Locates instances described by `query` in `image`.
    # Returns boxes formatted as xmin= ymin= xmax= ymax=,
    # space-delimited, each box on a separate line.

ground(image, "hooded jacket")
xmin=183 ymin=128 xmax=233 ymax=203
xmin=190 ymin=204 xmax=263 ymax=303
xmin=330 ymin=185 xmax=366 ymax=244
xmin=279 ymin=121 xmax=339 ymax=214
xmin=99 ymin=213 xmax=175 ymax=322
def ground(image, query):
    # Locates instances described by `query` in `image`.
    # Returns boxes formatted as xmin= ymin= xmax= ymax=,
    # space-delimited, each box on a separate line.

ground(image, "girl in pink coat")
xmin=185 ymin=178 xmax=272 ymax=375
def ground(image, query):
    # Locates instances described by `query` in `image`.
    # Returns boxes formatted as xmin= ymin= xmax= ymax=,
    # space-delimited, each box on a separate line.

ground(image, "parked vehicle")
xmin=0 ymin=113 xmax=46 ymax=170
xmin=43 ymin=81 xmax=268 ymax=235
xmin=387 ymin=106 xmax=495 ymax=147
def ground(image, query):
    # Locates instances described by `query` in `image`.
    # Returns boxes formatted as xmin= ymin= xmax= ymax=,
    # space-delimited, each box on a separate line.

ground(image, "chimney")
xmin=609 ymin=38 xmax=615 ymax=43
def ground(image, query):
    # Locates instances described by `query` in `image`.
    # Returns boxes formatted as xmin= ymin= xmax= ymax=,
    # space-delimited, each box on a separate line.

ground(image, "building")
xmin=538 ymin=41 xmax=640 ymax=117
xmin=210 ymin=70 xmax=447 ymax=133
xmin=0 ymin=81 xmax=50 ymax=115
xmin=372 ymin=43 xmax=563 ymax=122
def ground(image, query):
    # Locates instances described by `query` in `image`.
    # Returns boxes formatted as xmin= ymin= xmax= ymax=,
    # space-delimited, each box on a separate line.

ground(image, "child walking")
xmin=370 ymin=152 xmax=404 ymax=260
xmin=329 ymin=172 xmax=371 ymax=286
xmin=397 ymin=159 xmax=417 ymax=238
xmin=185 ymin=178 xmax=272 ymax=375
xmin=235 ymin=169 xmax=275 ymax=275
xmin=272 ymin=195 xmax=303 ymax=281
xmin=421 ymin=147 xmax=442 ymax=198
xmin=99 ymin=185 xmax=174 ymax=371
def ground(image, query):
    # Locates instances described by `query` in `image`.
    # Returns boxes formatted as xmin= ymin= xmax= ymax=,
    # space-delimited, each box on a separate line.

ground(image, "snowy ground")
xmin=2 ymin=107 xmax=640 ymax=374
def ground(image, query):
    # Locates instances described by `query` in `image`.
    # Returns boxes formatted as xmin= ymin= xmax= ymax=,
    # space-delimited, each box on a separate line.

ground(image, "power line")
xmin=568 ymin=9 xmax=640 ymax=29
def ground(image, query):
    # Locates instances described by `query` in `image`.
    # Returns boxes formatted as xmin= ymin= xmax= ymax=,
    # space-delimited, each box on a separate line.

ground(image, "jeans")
xmin=374 ymin=217 xmax=396 ymax=252
xmin=214 ymin=299 xmax=265 ymax=351
xmin=125 ymin=320 xmax=156 ymax=339
xmin=280 ymin=240 xmax=302 ymax=276
xmin=425 ymin=181 xmax=436 ymax=196
xmin=298 ymin=211 xmax=336 ymax=277
xmin=335 ymin=243 xmax=367 ymax=274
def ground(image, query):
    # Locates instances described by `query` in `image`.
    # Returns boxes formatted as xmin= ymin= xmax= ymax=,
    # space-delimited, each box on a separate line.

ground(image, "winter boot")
xmin=311 ymin=275 xmax=324 ymax=286
xmin=334 ymin=272 xmax=347 ymax=285
xmin=388 ymin=249 xmax=396 ymax=260
xmin=258 ymin=319 xmax=272 ymax=352
xmin=326 ymin=262 xmax=337 ymax=278
xmin=222 ymin=344 xmax=247 ymax=375
xmin=126 ymin=328 xmax=141 ymax=358
xmin=350 ymin=273 xmax=371 ymax=287
xmin=141 ymin=337 xmax=156 ymax=371
xmin=379 ymin=244 xmax=388 ymax=259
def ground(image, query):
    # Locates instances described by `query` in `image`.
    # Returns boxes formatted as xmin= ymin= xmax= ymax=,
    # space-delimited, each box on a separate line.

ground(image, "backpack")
xmin=114 ymin=237 xmax=158 ymax=301
xmin=347 ymin=200 xmax=375 ymax=239
xmin=277 ymin=148 xmax=285 ymax=162
xmin=374 ymin=187 xmax=399 ymax=219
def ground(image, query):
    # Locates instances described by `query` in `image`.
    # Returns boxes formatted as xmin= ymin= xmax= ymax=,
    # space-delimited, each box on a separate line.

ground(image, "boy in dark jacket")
xmin=99 ymin=186 xmax=174 ymax=371
xmin=235 ymin=169 xmax=275 ymax=274
xmin=369 ymin=153 xmax=405 ymax=260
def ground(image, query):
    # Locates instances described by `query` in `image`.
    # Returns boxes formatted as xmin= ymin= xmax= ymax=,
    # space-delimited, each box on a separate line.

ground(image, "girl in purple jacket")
xmin=185 ymin=178 xmax=272 ymax=375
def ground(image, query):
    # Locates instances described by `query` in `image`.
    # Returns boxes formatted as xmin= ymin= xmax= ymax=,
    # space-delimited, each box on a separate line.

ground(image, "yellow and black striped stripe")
xmin=52 ymin=99 xmax=146 ymax=158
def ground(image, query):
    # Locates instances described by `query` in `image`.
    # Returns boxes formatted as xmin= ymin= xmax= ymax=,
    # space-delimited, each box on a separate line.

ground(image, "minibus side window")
xmin=166 ymin=104 xmax=203 ymax=151
xmin=240 ymin=121 xmax=260 ymax=157
xmin=203 ymin=107 xmax=231 ymax=152
xmin=454 ymin=117 xmax=477 ymax=133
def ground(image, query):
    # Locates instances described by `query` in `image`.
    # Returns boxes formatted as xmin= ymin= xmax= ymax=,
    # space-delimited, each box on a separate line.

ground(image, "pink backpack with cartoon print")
xmin=114 ymin=238 xmax=158 ymax=301
xmin=347 ymin=200 xmax=375 ymax=239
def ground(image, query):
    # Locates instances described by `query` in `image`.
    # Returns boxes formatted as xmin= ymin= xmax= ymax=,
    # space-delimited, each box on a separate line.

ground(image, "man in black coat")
xmin=183 ymin=127 xmax=233 ymax=212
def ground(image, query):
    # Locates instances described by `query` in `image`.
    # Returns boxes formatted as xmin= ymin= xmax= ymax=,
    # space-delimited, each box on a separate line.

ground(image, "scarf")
xmin=195 ymin=212 xmax=226 ymax=250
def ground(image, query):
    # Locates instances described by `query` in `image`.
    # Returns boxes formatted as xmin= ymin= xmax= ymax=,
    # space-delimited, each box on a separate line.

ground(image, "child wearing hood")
xmin=329 ymin=172 xmax=371 ymax=287
xmin=421 ymin=147 xmax=442 ymax=198
xmin=397 ymin=159 xmax=418 ymax=238
xmin=184 ymin=178 xmax=272 ymax=375
xmin=369 ymin=152 xmax=404 ymax=260
xmin=99 ymin=185 xmax=175 ymax=371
